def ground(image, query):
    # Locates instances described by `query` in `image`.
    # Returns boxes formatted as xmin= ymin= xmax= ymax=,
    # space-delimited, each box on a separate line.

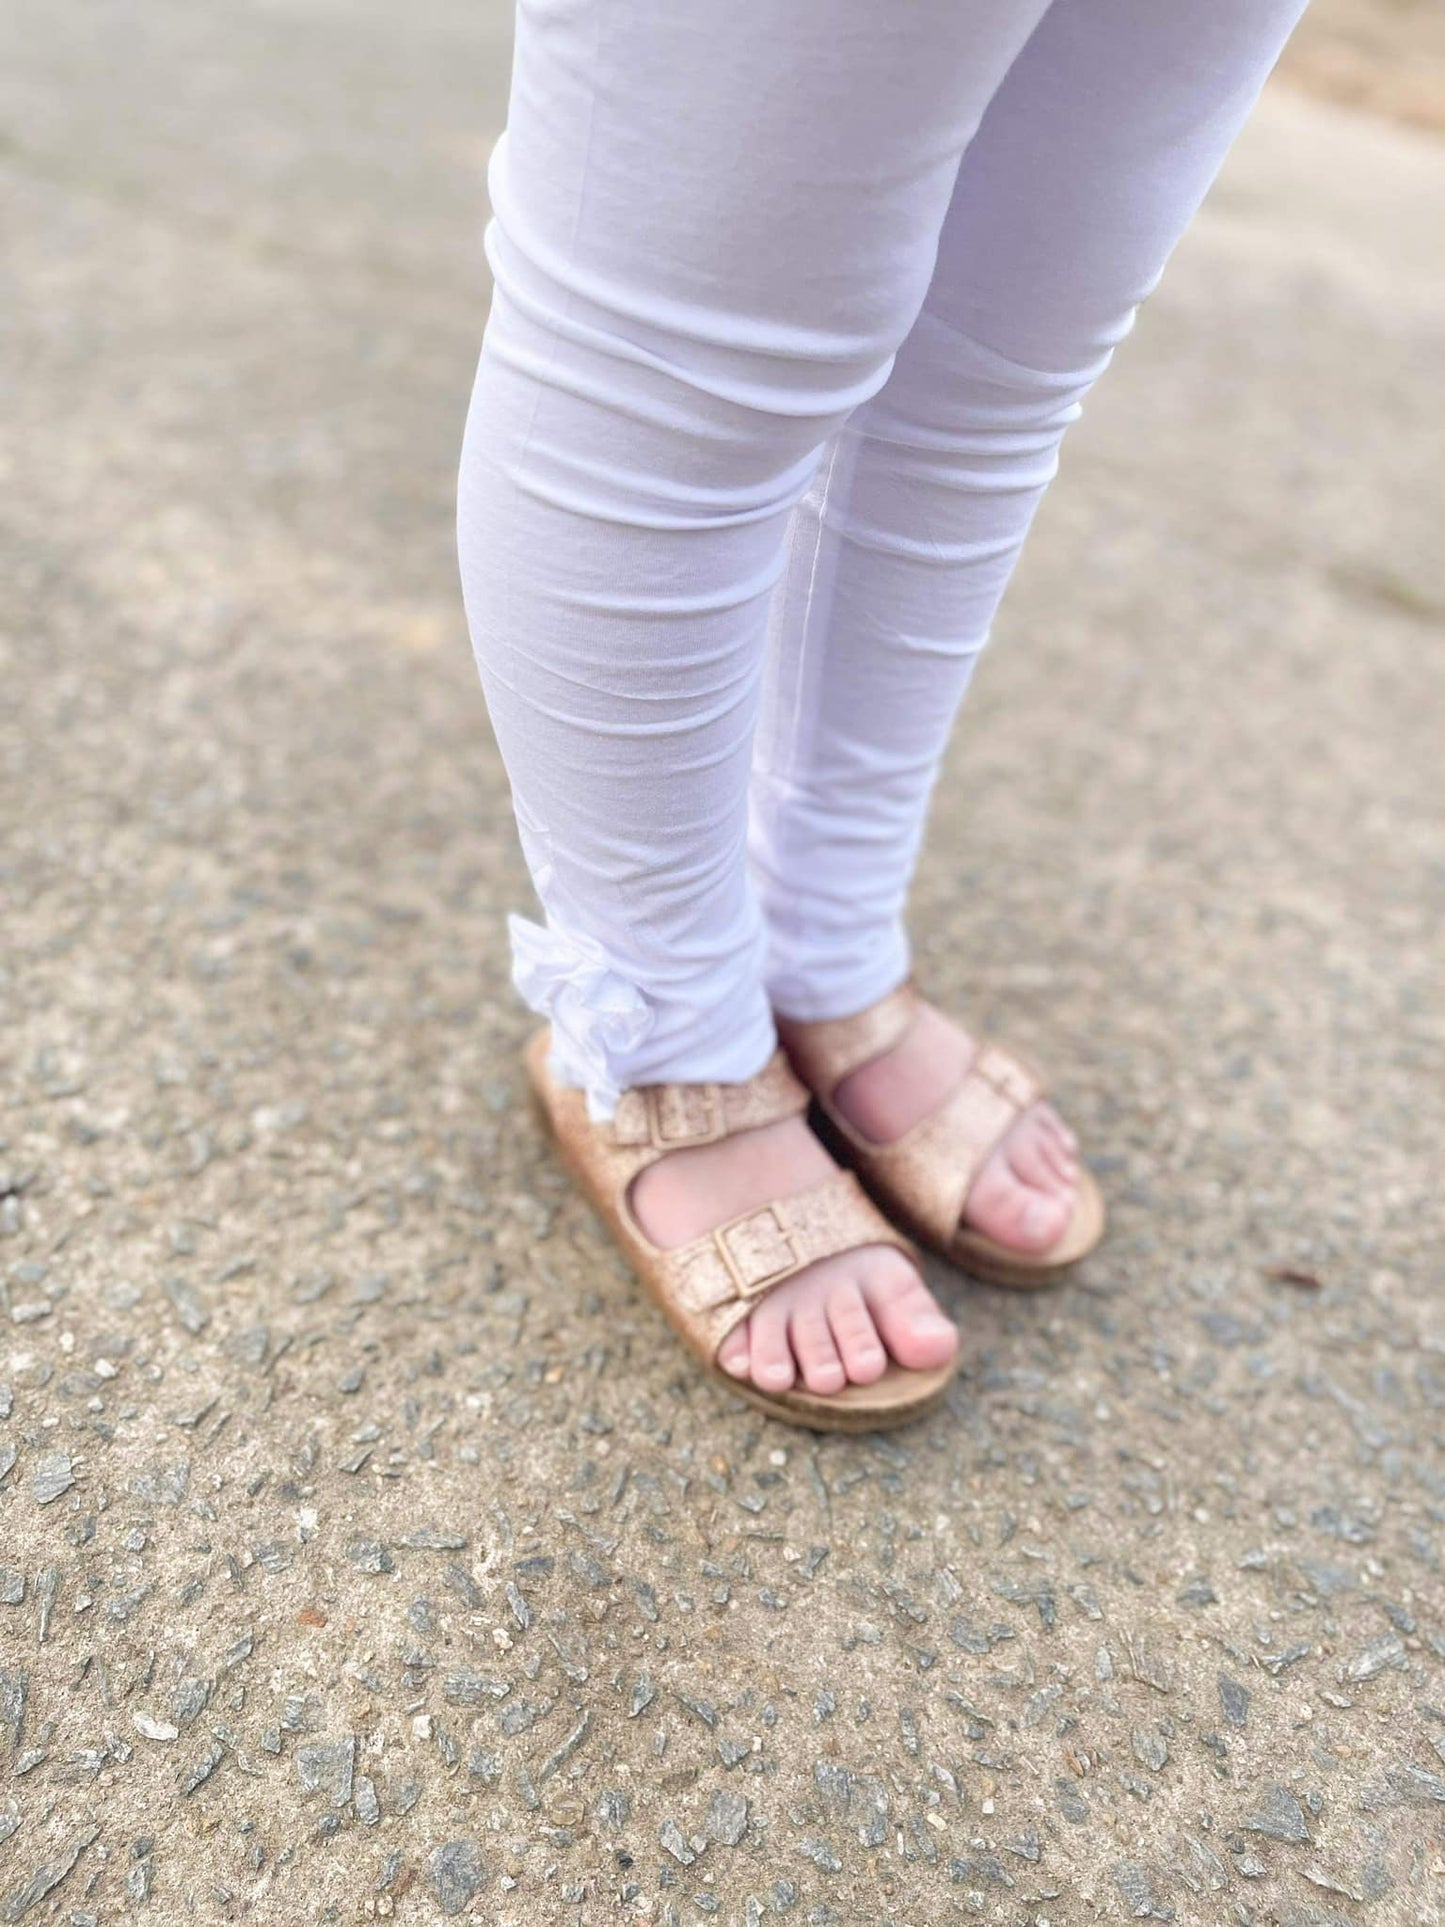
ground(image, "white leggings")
xmin=458 ymin=0 xmax=1304 ymax=1115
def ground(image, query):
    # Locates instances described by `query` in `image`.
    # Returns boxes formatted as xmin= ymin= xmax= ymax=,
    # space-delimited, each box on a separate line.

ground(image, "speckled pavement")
xmin=3 ymin=4 xmax=1444 ymax=1922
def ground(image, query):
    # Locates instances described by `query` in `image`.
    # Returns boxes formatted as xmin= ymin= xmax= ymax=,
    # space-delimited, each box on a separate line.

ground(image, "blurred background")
xmin=1285 ymin=0 xmax=1445 ymax=127
xmin=2 ymin=3 xmax=1443 ymax=1922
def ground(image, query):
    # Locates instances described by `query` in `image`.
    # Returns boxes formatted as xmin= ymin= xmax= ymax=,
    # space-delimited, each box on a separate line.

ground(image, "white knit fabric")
xmin=458 ymin=0 xmax=1305 ymax=1113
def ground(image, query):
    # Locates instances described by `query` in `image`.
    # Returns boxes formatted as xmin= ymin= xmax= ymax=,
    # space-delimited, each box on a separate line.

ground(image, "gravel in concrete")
xmin=2 ymin=2 xmax=1444 ymax=1920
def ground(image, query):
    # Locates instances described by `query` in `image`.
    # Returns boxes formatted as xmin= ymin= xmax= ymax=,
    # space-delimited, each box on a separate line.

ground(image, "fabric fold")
xmin=509 ymin=914 xmax=654 ymax=1119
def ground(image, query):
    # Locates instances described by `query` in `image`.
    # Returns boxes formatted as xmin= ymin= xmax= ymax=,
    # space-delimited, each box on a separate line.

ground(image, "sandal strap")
xmin=655 ymin=1170 xmax=913 ymax=1361
xmin=600 ymin=1049 xmax=811 ymax=1182
xmin=842 ymin=1041 xmax=1044 ymax=1248
xmin=780 ymin=983 xmax=920 ymax=1092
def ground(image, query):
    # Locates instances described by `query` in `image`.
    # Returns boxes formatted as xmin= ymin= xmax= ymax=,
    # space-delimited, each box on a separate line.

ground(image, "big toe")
xmin=965 ymin=1143 xmax=1073 ymax=1253
xmin=860 ymin=1252 xmax=959 ymax=1371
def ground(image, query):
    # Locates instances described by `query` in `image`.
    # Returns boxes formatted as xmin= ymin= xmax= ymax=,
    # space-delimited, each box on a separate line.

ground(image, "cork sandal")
xmin=780 ymin=984 xmax=1105 ymax=1289
xmin=523 ymin=1029 xmax=958 ymax=1432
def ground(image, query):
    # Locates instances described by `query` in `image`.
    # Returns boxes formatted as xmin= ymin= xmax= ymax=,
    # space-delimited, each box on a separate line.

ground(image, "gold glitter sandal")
xmin=524 ymin=1029 xmax=958 ymax=1431
xmin=780 ymin=984 xmax=1105 ymax=1289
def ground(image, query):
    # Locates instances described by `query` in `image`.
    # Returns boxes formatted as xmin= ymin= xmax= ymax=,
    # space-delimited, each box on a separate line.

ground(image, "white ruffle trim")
xmin=508 ymin=914 xmax=653 ymax=1120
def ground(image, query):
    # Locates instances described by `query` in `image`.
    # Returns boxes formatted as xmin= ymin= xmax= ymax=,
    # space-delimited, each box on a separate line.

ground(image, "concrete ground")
xmin=1280 ymin=0 xmax=1445 ymax=133
xmin=2 ymin=3 xmax=1444 ymax=1922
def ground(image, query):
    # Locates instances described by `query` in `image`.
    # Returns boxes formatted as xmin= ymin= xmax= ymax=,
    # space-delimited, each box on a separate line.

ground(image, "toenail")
xmin=1024 ymin=1198 xmax=1053 ymax=1237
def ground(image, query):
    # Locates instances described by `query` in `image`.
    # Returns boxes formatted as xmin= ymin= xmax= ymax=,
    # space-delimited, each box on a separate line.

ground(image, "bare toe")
xmin=825 ymin=1277 xmax=888 ymax=1385
xmin=966 ymin=1156 xmax=1072 ymax=1252
xmin=1004 ymin=1117 xmax=1070 ymax=1197
xmin=861 ymin=1253 xmax=958 ymax=1371
xmin=1038 ymin=1134 xmax=1080 ymax=1189
xmin=717 ymin=1324 xmax=751 ymax=1380
xmin=790 ymin=1287 xmax=846 ymax=1395
xmin=747 ymin=1294 xmax=796 ymax=1393
xmin=1033 ymin=1106 xmax=1080 ymax=1182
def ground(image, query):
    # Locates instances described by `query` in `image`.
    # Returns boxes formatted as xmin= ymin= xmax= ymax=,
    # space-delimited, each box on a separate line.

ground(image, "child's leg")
xmin=457 ymin=0 xmax=1054 ymax=1118
xmin=752 ymin=0 xmax=1308 ymax=1026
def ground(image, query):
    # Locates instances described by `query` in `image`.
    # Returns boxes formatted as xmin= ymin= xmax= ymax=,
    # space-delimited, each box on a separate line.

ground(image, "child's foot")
xmin=630 ymin=1115 xmax=958 ymax=1398
xmin=775 ymin=1001 xmax=1080 ymax=1253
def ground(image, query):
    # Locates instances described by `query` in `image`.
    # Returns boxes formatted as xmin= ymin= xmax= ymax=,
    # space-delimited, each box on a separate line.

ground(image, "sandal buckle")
xmin=715 ymin=1203 xmax=798 ymax=1297
xmin=647 ymin=1083 xmax=726 ymax=1148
